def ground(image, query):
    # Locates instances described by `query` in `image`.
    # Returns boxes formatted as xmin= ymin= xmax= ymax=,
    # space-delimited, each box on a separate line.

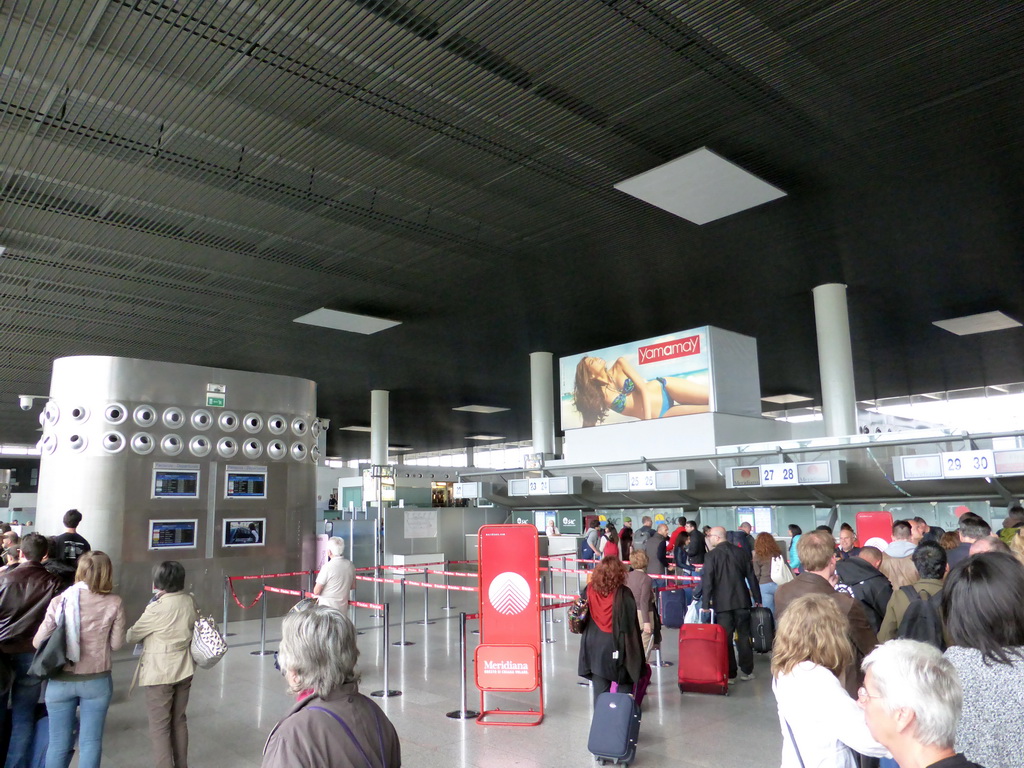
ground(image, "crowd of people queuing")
xmin=575 ymin=507 xmax=1024 ymax=768
xmin=0 ymin=513 xmax=390 ymax=768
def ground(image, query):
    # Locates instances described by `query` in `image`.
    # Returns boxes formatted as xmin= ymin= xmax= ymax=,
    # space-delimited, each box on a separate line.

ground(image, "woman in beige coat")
xmin=126 ymin=561 xmax=198 ymax=768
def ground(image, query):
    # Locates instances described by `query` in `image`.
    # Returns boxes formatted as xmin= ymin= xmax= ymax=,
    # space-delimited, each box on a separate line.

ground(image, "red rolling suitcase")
xmin=677 ymin=623 xmax=729 ymax=695
xmin=855 ymin=511 xmax=893 ymax=546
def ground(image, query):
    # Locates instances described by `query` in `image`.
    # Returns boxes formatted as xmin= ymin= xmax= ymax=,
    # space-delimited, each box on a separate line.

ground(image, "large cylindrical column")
xmin=370 ymin=390 xmax=389 ymax=466
xmin=812 ymin=283 xmax=858 ymax=437
xmin=530 ymin=352 xmax=556 ymax=456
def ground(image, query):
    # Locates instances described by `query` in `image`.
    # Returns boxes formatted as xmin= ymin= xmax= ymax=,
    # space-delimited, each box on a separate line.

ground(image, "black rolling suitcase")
xmin=751 ymin=606 xmax=775 ymax=653
xmin=588 ymin=691 xmax=641 ymax=765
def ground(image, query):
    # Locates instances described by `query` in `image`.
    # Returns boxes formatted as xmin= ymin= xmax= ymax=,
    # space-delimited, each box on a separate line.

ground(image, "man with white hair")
xmin=859 ymin=639 xmax=983 ymax=767
xmin=313 ymin=537 xmax=355 ymax=616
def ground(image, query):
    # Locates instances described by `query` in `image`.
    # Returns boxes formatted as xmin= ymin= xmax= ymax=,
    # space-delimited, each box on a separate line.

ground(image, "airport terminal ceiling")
xmin=1 ymin=0 xmax=1023 ymax=459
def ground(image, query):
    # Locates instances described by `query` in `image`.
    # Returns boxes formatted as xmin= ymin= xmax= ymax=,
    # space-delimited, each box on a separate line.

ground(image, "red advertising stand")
xmin=474 ymin=524 xmax=543 ymax=726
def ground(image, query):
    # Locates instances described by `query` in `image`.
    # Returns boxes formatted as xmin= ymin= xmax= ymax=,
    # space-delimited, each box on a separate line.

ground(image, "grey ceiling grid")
xmin=1 ymin=0 xmax=1023 ymax=455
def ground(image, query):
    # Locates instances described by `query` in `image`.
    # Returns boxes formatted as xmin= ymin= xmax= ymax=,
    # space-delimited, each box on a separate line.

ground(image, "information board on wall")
xmin=149 ymin=519 xmax=198 ymax=550
xmin=152 ymin=463 xmax=201 ymax=499
xmin=224 ymin=465 xmax=267 ymax=499
xmin=222 ymin=518 xmax=265 ymax=547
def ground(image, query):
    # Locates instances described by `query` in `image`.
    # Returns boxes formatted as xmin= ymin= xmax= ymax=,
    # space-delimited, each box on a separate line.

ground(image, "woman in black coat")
xmin=577 ymin=556 xmax=644 ymax=700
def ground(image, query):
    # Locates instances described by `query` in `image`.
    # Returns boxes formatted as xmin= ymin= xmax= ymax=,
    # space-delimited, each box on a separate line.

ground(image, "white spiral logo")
xmin=488 ymin=572 xmax=531 ymax=616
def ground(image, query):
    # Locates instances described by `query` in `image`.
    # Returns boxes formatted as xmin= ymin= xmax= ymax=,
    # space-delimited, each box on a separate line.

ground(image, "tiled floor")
xmin=92 ymin=585 xmax=784 ymax=767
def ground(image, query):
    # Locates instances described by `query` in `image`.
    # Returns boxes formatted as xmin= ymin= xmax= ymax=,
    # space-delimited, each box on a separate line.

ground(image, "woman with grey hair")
xmin=859 ymin=639 xmax=980 ymax=768
xmin=263 ymin=605 xmax=401 ymax=767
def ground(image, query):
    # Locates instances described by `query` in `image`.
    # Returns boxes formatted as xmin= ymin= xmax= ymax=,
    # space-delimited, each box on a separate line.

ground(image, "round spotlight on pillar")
xmin=104 ymin=403 xmax=127 ymax=425
xmin=189 ymin=436 xmax=211 ymax=457
xmin=162 ymin=407 xmax=184 ymax=429
xmin=130 ymin=433 xmax=155 ymax=455
xmin=217 ymin=437 xmax=238 ymax=458
xmin=133 ymin=405 xmax=157 ymax=427
xmin=161 ymin=435 xmax=183 ymax=456
xmin=191 ymin=409 xmax=212 ymax=430
xmin=101 ymin=431 xmax=126 ymax=454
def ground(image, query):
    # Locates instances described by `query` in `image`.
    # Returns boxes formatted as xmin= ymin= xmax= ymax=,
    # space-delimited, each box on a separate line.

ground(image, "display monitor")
xmin=149 ymin=519 xmax=198 ymax=550
xmin=223 ymin=518 xmax=265 ymax=547
xmin=152 ymin=467 xmax=200 ymax=499
xmin=224 ymin=469 xmax=267 ymax=499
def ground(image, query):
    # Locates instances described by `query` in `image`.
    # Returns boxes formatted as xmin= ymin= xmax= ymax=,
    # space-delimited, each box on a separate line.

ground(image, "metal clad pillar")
xmin=530 ymin=352 xmax=555 ymax=456
xmin=370 ymin=390 xmax=389 ymax=467
xmin=812 ymin=283 xmax=857 ymax=437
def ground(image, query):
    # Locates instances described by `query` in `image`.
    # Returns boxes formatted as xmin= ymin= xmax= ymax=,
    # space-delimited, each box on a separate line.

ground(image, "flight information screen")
xmin=225 ymin=472 xmax=267 ymax=499
xmin=152 ymin=471 xmax=199 ymax=499
xmin=149 ymin=520 xmax=197 ymax=550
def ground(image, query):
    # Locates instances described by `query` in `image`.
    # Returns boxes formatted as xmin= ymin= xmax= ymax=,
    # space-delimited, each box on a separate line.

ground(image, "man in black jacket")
xmin=0 ymin=532 xmax=62 ymax=767
xmin=696 ymin=526 xmax=761 ymax=683
xmin=835 ymin=546 xmax=893 ymax=633
xmin=684 ymin=520 xmax=706 ymax=566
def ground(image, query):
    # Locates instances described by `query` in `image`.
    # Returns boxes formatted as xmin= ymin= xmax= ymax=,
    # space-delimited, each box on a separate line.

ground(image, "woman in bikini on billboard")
xmin=573 ymin=355 xmax=710 ymax=427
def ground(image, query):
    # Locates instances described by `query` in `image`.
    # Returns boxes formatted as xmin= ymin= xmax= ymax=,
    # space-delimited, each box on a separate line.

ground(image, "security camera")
xmin=19 ymin=396 xmax=33 ymax=411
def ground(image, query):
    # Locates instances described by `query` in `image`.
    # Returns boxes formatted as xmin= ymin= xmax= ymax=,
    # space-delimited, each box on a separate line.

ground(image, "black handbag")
xmin=28 ymin=603 xmax=68 ymax=678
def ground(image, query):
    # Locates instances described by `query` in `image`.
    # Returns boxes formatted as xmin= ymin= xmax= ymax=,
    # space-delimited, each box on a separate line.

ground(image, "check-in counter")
xmin=465 ymin=532 xmax=582 ymax=562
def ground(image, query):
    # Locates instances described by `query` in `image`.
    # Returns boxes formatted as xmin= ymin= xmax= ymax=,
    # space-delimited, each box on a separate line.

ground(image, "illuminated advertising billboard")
xmin=559 ymin=327 xmax=712 ymax=431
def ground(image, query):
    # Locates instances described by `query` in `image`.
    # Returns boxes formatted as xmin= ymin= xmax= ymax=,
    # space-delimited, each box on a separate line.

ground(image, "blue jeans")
xmin=44 ymin=673 xmax=113 ymax=768
xmin=4 ymin=651 xmax=42 ymax=768
xmin=760 ymin=581 xmax=778 ymax=616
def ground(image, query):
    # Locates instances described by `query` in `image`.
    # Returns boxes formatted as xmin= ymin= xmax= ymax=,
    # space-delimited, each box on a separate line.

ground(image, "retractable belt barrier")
xmin=224 ymin=556 xmax=683 ymax=714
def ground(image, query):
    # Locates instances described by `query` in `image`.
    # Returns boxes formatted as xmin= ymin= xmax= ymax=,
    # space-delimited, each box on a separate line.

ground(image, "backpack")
xmin=633 ymin=527 xmax=652 ymax=553
xmin=896 ymin=586 xmax=945 ymax=650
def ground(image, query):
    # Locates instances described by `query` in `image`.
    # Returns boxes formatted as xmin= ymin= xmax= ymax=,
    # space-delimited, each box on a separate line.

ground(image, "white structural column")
xmin=812 ymin=283 xmax=858 ymax=437
xmin=370 ymin=389 xmax=389 ymax=466
xmin=530 ymin=352 xmax=556 ymax=456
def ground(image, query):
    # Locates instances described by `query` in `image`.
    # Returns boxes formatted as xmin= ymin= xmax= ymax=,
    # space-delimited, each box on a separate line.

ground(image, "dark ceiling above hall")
xmin=1 ymin=0 xmax=1023 ymax=458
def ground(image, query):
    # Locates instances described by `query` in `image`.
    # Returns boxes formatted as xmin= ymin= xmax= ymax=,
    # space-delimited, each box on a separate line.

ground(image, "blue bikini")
xmin=655 ymin=377 xmax=675 ymax=417
xmin=609 ymin=377 xmax=675 ymax=417
xmin=609 ymin=378 xmax=635 ymax=413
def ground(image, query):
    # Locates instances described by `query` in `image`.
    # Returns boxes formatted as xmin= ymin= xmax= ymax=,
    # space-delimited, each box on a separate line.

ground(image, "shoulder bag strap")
xmin=307 ymin=702 xmax=384 ymax=768
xmin=783 ymin=717 xmax=807 ymax=768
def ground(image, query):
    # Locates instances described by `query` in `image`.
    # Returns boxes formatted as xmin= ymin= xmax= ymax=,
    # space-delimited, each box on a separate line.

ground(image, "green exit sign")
xmin=206 ymin=394 xmax=225 ymax=407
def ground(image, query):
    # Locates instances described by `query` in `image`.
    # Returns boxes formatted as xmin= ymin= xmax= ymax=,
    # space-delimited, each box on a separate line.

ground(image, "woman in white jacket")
xmin=772 ymin=594 xmax=888 ymax=768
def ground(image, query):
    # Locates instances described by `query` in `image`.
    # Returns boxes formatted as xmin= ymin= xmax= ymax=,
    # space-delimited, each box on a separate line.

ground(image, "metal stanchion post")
xmin=561 ymin=556 xmax=567 ymax=597
xmin=250 ymin=586 xmax=273 ymax=656
xmin=222 ymin=576 xmax=229 ymax=637
xmin=654 ymin=645 xmax=673 ymax=668
xmin=417 ymin=568 xmax=434 ymax=625
xmin=446 ymin=612 xmax=480 ymax=719
xmin=549 ymin=568 xmax=561 ymax=623
xmin=442 ymin=560 xmax=453 ymax=611
xmin=373 ymin=564 xmax=383 ymax=619
xmin=306 ymin=570 xmax=314 ymax=597
xmin=372 ymin=603 xmax=401 ymax=698
xmin=393 ymin=576 xmax=413 ymax=646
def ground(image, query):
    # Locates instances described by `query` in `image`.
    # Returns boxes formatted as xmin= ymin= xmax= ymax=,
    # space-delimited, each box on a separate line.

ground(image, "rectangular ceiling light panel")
xmin=762 ymin=394 xmax=814 ymax=404
xmin=932 ymin=311 xmax=1021 ymax=336
xmin=294 ymin=307 xmax=400 ymax=335
xmin=466 ymin=434 xmax=505 ymax=441
xmin=452 ymin=405 xmax=510 ymax=413
xmin=614 ymin=147 xmax=786 ymax=225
